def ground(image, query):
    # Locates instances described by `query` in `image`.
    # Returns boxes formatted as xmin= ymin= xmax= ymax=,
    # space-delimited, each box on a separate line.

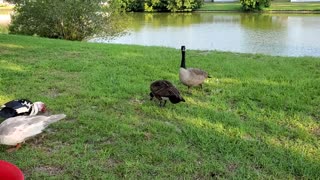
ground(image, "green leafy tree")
xmin=166 ymin=0 xmax=203 ymax=12
xmin=9 ymin=0 xmax=128 ymax=41
xmin=120 ymin=0 xmax=203 ymax=12
xmin=240 ymin=0 xmax=270 ymax=11
xmin=120 ymin=0 xmax=145 ymax=12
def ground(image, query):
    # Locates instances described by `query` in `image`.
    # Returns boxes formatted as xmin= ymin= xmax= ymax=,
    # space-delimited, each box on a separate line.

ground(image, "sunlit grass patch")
xmin=198 ymin=2 xmax=320 ymax=12
xmin=0 ymin=43 xmax=24 ymax=49
xmin=198 ymin=2 xmax=242 ymax=11
xmin=0 ymin=60 xmax=25 ymax=71
xmin=265 ymin=2 xmax=320 ymax=11
xmin=0 ymin=94 xmax=14 ymax=104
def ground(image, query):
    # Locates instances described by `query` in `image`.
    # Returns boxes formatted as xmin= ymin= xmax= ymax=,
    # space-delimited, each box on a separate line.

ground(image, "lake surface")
xmin=2 ymin=10 xmax=320 ymax=57
xmin=91 ymin=12 xmax=320 ymax=57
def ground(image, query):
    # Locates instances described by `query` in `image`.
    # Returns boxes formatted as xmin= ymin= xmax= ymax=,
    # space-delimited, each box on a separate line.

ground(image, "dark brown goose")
xmin=150 ymin=80 xmax=185 ymax=107
xmin=179 ymin=46 xmax=210 ymax=92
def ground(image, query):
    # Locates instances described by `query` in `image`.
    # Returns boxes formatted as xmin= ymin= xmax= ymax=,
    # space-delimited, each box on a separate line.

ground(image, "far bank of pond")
xmin=198 ymin=2 xmax=320 ymax=13
xmin=91 ymin=12 xmax=320 ymax=57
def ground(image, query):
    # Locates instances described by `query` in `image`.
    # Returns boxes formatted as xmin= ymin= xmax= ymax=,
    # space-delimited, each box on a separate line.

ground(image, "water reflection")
xmin=239 ymin=14 xmax=288 ymax=55
xmin=91 ymin=12 xmax=320 ymax=57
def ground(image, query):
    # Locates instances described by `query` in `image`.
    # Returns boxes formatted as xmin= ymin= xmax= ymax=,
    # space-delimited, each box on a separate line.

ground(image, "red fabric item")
xmin=0 ymin=160 xmax=24 ymax=180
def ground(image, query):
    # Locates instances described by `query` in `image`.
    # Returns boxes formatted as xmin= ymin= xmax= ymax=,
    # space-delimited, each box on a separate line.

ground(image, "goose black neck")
xmin=180 ymin=46 xmax=186 ymax=69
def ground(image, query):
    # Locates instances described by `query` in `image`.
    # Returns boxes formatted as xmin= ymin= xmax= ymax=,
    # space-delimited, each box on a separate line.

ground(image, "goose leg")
xmin=16 ymin=143 xmax=22 ymax=150
xmin=156 ymin=96 xmax=162 ymax=107
xmin=158 ymin=100 xmax=167 ymax=107
xmin=6 ymin=143 xmax=22 ymax=153
xmin=163 ymin=100 xmax=167 ymax=107
xmin=149 ymin=92 xmax=154 ymax=100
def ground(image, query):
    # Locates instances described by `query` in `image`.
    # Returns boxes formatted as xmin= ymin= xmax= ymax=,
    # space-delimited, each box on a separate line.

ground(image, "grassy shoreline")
xmin=197 ymin=2 xmax=320 ymax=13
xmin=2 ymin=2 xmax=320 ymax=13
xmin=0 ymin=34 xmax=319 ymax=178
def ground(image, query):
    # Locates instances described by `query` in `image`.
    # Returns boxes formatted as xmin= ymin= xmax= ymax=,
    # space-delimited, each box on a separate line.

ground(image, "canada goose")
xmin=150 ymin=80 xmax=185 ymax=107
xmin=179 ymin=46 xmax=210 ymax=92
xmin=0 ymin=99 xmax=46 ymax=120
xmin=0 ymin=114 xmax=66 ymax=152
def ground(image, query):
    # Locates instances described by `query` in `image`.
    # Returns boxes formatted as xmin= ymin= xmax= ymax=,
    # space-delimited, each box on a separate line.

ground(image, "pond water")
xmin=91 ymin=12 xmax=320 ymax=57
xmin=2 ymin=10 xmax=320 ymax=57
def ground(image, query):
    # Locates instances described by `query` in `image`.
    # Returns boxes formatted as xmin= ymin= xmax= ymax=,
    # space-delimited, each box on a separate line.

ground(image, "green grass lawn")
xmin=198 ymin=2 xmax=242 ymax=11
xmin=0 ymin=34 xmax=319 ymax=178
xmin=198 ymin=2 xmax=320 ymax=12
xmin=265 ymin=2 xmax=320 ymax=11
xmin=0 ymin=5 xmax=14 ymax=10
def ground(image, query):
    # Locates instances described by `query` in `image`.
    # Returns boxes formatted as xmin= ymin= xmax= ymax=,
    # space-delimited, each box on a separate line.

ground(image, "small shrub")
xmin=9 ymin=0 xmax=127 ymax=41
xmin=240 ymin=0 xmax=271 ymax=11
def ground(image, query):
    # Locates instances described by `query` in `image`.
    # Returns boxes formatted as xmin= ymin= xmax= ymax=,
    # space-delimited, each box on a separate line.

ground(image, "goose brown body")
xmin=150 ymin=80 xmax=185 ymax=107
xmin=179 ymin=46 xmax=210 ymax=90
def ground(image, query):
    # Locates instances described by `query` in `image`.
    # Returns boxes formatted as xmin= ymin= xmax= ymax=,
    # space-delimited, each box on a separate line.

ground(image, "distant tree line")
xmin=117 ymin=0 xmax=204 ymax=12
xmin=117 ymin=0 xmax=271 ymax=12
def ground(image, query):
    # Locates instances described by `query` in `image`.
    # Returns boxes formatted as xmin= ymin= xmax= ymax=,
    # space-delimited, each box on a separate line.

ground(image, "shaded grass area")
xmin=0 ymin=34 xmax=319 ymax=178
xmin=198 ymin=2 xmax=320 ymax=12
